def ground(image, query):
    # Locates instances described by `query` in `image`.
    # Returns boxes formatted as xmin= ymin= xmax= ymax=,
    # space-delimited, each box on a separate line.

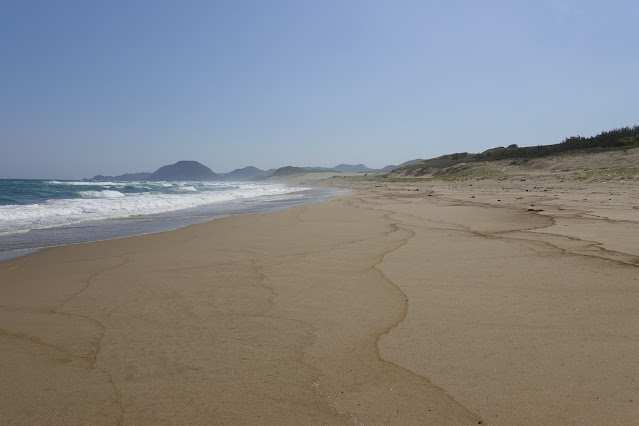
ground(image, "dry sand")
xmin=1 ymin=173 xmax=638 ymax=424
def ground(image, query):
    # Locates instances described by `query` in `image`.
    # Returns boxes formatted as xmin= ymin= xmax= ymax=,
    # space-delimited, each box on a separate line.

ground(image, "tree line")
xmin=473 ymin=125 xmax=639 ymax=161
xmin=396 ymin=125 xmax=639 ymax=175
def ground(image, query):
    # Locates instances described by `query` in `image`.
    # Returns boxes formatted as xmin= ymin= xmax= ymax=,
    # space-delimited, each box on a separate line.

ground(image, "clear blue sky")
xmin=1 ymin=0 xmax=637 ymax=179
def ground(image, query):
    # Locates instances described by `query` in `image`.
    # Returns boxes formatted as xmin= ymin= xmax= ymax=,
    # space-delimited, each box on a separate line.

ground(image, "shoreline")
xmin=0 ymin=186 xmax=342 ymax=263
xmin=1 ymin=175 xmax=638 ymax=424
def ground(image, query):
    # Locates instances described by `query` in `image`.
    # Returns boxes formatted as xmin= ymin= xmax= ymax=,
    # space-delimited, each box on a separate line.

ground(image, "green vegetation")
xmin=569 ymin=168 xmax=639 ymax=181
xmin=341 ymin=174 xmax=425 ymax=182
xmin=619 ymin=135 xmax=639 ymax=149
xmin=271 ymin=166 xmax=310 ymax=176
xmin=394 ymin=125 xmax=639 ymax=177
xmin=435 ymin=165 xmax=509 ymax=181
xmin=472 ymin=126 xmax=639 ymax=162
xmin=338 ymin=174 xmax=432 ymax=183
xmin=341 ymin=165 xmax=510 ymax=183
xmin=397 ymin=153 xmax=473 ymax=175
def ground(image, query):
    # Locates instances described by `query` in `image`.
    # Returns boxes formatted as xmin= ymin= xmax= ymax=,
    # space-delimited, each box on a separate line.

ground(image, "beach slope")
xmin=1 ymin=177 xmax=638 ymax=424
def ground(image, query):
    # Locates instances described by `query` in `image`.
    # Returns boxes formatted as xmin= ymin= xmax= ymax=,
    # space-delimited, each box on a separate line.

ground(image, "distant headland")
xmin=86 ymin=160 xmax=424 ymax=182
xmin=86 ymin=125 xmax=638 ymax=182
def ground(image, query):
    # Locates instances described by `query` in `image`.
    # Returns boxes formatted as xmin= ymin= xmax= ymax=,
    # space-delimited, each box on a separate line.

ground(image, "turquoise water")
xmin=0 ymin=179 xmax=288 ymax=206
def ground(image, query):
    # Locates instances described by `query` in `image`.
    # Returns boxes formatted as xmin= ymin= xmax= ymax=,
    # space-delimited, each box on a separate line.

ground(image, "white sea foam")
xmin=0 ymin=183 xmax=308 ymax=236
xmin=174 ymin=185 xmax=197 ymax=192
xmin=49 ymin=180 xmax=123 ymax=186
xmin=78 ymin=190 xmax=126 ymax=198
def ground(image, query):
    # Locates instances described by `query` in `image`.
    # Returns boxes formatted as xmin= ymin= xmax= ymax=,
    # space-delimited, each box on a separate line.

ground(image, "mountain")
xmin=89 ymin=172 xmax=152 ymax=182
xmin=380 ymin=159 xmax=424 ymax=172
xmin=333 ymin=164 xmax=373 ymax=173
xmin=148 ymin=161 xmax=219 ymax=181
xmin=271 ymin=166 xmax=308 ymax=176
xmin=271 ymin=165 xmax=357 ymax=176
xmin=222 ymin=166 xmax=273 ymax=181
xmin=88 ymin=158 xmax=438 ymax=183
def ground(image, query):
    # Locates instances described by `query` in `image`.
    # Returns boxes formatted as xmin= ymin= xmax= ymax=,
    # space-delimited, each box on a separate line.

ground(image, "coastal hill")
xmin=89 ymin=161 xmax=218 ymax=182
xmin=389 ymin=125 xmax=639 ymax=179
xmin=267 ymin=161 xmax=425 ymax=177
xmin=271 ymin=166 xmax=309 ymax=177
xmin=148 ymin=161 xmax=219 ymax=181
xmin=88 ymin=163 xmax=395 ymax=182
xmin=270 ymin=165 xmax=365 ymax=176
xmin=90 ymin=172 xmax=152 ymax=182
xmin=221 ymin=166 xmax=274 ymax=181
xmin=86 ymin=126 xmax=637 ymax=183
xmin=333 ymin=164 xmax=373 ymax=173
xmin=380 ymin=158 xmax=424 ymax=172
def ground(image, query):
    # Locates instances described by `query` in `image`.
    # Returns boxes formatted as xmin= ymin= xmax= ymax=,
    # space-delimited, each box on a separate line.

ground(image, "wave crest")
xmin=78 ymin=190 xmax=126 ymax=198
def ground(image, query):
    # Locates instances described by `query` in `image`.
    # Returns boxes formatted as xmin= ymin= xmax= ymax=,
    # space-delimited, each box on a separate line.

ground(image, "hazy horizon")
xmin=0 ymin=159 xmax=420 ymax=181
xmin=2 ymin=1 xmax=638 ymax=179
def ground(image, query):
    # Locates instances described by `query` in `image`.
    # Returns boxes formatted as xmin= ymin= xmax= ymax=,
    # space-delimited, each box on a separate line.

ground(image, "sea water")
xmin=0 ymin=179 xmax=338 ymax=261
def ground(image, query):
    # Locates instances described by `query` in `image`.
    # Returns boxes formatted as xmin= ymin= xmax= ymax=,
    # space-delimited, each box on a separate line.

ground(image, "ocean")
xmin=0 ymin=179 xmax=337 ymax=261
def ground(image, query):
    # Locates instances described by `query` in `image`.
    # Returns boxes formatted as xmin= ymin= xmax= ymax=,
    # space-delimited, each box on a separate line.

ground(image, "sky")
xmin=1 ymin=0 xmax=638 ymax=179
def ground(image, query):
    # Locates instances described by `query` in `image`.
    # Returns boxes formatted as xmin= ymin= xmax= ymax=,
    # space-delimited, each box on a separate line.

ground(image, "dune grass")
xmin=569 ymin=168 xmax=639 ymax=181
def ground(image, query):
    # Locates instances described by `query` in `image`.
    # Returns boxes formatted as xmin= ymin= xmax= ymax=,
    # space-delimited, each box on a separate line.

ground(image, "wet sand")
xmin=1 ymin=177 xmax=638 ymax=424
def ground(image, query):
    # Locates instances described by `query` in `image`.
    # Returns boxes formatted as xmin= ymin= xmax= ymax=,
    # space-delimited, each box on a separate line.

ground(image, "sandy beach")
xmin=1 ymin=175 xmax=638 ymax=424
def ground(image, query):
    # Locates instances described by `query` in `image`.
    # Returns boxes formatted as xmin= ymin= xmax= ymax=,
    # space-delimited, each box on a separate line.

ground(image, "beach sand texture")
xmin=1 ymin=178 xmax=638 ymax=424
